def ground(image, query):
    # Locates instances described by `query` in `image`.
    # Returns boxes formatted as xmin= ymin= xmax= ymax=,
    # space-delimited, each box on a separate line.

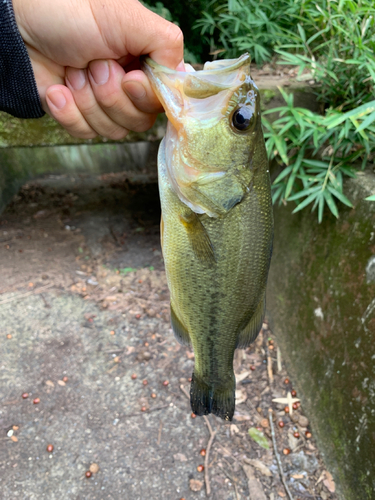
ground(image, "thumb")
xmin=122 ymin=2 xmax=184 ymax=70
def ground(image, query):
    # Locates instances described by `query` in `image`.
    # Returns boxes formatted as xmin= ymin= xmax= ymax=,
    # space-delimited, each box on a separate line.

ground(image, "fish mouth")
xmin=141 ymin=54 xmax=252 ymax=129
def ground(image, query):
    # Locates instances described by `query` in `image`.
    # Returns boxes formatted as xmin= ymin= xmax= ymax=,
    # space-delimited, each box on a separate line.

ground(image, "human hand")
xmin=12 ymin=0 xmax=184 ymax=139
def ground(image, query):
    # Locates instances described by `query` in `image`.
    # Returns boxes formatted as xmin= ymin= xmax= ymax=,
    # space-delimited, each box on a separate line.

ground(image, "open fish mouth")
xmin=142 ymin=54 xmax=254 ymax=129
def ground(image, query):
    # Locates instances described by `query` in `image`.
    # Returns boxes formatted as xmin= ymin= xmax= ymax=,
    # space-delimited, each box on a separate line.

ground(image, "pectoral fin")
xmin=170 ymin=303 xmax=191 ymax=346
xmin=236 ymin=293 xmax=266 ymax=348
xmin=179 ymin=211 xmax=216 ymax=264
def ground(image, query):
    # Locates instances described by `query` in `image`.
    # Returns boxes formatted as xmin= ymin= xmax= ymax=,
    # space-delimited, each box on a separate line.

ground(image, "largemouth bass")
xmin=143 ymin=54 xmax=273 ymax=421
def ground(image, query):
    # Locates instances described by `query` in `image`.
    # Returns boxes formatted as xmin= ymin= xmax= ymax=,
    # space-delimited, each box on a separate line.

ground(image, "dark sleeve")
xmin=0 ymin=0 xmax=44 ymax=118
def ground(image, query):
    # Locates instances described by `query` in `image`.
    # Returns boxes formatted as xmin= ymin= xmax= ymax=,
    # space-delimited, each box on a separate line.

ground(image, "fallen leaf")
xmin=186 ymin=350 xmax=194 ymax=359
xmin=45 ymin=380 xmax=54 ymax=387
xmin=233 ymin=414 xmax=251 ymax=422
xmin=189 ymin=479 xmax=203 ymax=492
xmin=248 ymin=428 xmax=270 ymax=449
xmin=291 ymin=474 xmax=304 ymax=479
xmin=235 ymin=389 xmax=247 ymax=405
xmin=10 ymin=436 xmax=18 ymax=442
xmin=278 ymin=490 xmax=286 ymax=497
xmin=230 ymin=424 xmax=240 ymax=436
xmin=243 ymin=458 xmax=272 ymax=477
xmin=173 ymin=453 xmax=187 ymax=462
xmin=57 ymin=380 xmax=66 ymax=386
xmin=235 ymin=371 xmax=250 ymax=383
xmin=242 ymin=464 xmax=267 ymax=500
xmin=323 ymin=471 xmax=336 ymax=493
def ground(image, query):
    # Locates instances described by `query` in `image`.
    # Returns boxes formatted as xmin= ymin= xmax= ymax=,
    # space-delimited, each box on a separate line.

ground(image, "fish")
xmin=142 ymin=54 xmax=273 ymax=421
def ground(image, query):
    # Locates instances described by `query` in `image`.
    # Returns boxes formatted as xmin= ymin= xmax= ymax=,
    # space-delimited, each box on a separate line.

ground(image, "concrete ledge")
xmin=267 ymin=170 xmax=375 ymax=499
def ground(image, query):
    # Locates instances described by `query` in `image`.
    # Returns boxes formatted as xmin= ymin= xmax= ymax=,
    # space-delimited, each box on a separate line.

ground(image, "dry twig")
xmin=180 ymin=384 xmax=217 ymax=497
xmin=268 ymin=412 xmax=294 ymax=500
xmin=0 ymin=283 xmax=54 ymax=305
xmin=157 ymin=420 xmax=163 ymax=445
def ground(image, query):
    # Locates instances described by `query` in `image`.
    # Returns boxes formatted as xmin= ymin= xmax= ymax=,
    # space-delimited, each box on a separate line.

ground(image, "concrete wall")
xmin=267 ymin=170 xmax=375 ymax=499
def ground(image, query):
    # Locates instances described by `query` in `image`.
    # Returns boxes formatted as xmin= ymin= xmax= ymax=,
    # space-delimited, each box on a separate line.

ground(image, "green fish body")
xmin=143 ymin=55 xmax=273 ymax=421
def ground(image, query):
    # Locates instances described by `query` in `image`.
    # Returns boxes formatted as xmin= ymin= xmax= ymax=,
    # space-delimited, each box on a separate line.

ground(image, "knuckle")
xmin=131 ymin=115 xmax=156 ymax=133
xmin=104 ymin=127 xmax=129 ymax=141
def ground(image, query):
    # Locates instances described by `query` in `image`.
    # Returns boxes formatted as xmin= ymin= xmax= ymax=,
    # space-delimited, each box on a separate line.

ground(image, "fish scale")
xmin=143 ymin=54 xmax=273 ymax=420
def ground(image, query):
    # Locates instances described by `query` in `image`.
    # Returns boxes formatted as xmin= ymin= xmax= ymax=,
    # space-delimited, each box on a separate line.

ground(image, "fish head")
xmin=143 ymin=54 xmax=266 ymax=217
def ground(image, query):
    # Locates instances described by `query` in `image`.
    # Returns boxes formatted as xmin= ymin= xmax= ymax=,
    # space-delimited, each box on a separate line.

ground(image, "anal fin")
xmin=170 ymin=303 xmax=191 ymax=346
xmin=179 ymin=211 xmax=215 ymax=265
xmin=236 ymin=293 xmax=266 ymax=348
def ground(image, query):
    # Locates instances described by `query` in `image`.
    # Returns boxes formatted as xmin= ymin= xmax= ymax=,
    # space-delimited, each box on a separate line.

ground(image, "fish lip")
xmin=141 ymin=53 xmax=251 ymax=76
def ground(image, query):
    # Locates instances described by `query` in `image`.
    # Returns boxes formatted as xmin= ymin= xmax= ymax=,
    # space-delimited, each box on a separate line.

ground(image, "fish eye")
xmin=232 ymin=106 xmax=255 ymax=131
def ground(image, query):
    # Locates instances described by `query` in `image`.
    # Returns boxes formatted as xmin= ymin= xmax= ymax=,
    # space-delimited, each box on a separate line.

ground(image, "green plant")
xmin=195 ymin=0 xmax=306 ymax=64
xmin=276 ymin=0 xmax=375 ymax=111
xmin=264 ymin=89 xmax=375 ymax=222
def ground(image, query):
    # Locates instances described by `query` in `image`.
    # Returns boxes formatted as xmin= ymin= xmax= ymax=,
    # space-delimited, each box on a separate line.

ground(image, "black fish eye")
xmin=232 ymin=106 xmax=255 ymax=131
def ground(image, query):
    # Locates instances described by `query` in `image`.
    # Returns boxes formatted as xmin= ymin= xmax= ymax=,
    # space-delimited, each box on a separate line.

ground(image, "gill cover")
xmin=142 ymin=54 xmax=261 ymax=217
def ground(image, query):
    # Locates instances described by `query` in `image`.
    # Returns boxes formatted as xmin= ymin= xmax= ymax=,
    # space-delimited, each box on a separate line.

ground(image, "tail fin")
xmin=190 ymin=373 xmax=235 ymax=421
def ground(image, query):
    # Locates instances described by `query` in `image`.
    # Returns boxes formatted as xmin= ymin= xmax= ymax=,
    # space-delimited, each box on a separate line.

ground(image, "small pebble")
xmin=151 ymin=393 xmax=156 ymax=398
xmin=46 ymin=444 xmax=54 ymax=453
xmin=144 ymin=341 xmax=149 ymax=347
xmin=6 ymin=334 xmax=12 ymax=339
xmin=33 ymin=398 xmax=40 ymax=405
xmin=110 ymin=330 xmax=115 ymax=335
xmin=197 ymin=465 xmax=204 ymax=472
xmin=260 ymin=418 xmax=269 ymax=428
xmin=89 ymin=463 xmax=99 ymax=474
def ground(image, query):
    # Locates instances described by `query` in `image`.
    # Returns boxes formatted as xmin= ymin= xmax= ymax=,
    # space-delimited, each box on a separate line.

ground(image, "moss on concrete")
xmin=267 ymin=170 xmax=375 ymax=499
xmin=0 ymin=112 xmax=167 ymax=148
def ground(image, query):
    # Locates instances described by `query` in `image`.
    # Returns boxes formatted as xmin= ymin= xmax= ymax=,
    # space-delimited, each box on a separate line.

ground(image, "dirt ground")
xmin=0 ymin=172 xmax=338 ymax=500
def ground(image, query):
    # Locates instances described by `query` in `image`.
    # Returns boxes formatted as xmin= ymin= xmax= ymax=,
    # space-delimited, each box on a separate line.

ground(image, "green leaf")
xmin=248 ymin=428 xmax=270 ymax=449
xmin=327 ymin=187 xmax=353 ymax=207
xmin=120 ymin=267 xmax=137 ymax=275
xmin=273 ymin=165 xmax=293 ymax=184
xmin=365 ymin=194 xmax=375 ymax=201
xmin=292 ymin=190 xmax=321 ymax=213
xmin=323 ymin=190 xmax=339 ymax=218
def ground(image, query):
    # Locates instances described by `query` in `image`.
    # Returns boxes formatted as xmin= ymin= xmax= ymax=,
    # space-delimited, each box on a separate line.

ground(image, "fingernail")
xmin=123 ymin=81 xmax=146 ymax=100
xmin=66 ymin=67 xmax=86 ymax=91
xmin=176 ymin=60 xmax=185 ymax=72
xmin=89 ymin=60 xmax=109 ymax=85
xmin=47 ymin=90 xmax=66 ymax=110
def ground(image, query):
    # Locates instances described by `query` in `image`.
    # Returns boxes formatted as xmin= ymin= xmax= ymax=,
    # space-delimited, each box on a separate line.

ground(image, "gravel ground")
xmin=0 ymin=173 xmax=338 ymax=500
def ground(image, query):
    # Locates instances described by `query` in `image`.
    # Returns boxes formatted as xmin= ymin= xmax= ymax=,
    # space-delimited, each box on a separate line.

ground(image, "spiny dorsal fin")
xmin=236 ymin=293 xmax=266 ymax=349
xmin=170 ymin=303 xmax=191 ymax=347
xmin=179 ymin=212 xmax=216 ymax=265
